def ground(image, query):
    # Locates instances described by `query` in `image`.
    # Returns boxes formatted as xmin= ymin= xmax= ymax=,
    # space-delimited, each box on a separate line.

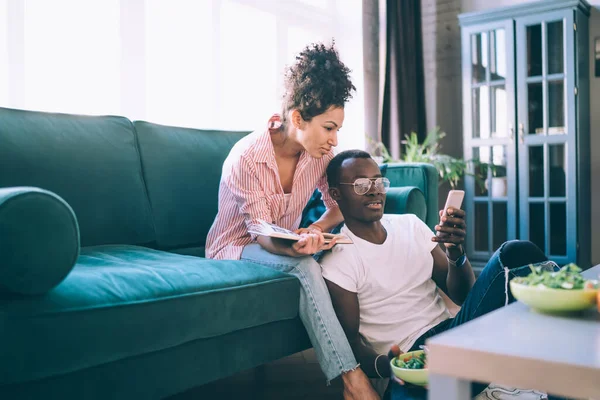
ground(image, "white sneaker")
xmin=474 ymin=383 xmax=548 ymax=399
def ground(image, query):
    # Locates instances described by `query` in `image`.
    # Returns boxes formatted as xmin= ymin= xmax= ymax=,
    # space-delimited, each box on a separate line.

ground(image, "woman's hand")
xmin=290 ymin=232 xmax=337 ymax=256
xmin=290 ymin=232 xmax=323 ymax=256
xmin=294 ymin=226 xmax=322 ymax=235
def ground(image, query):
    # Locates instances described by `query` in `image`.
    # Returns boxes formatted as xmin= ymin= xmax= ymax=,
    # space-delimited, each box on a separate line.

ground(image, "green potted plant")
xmin=368 ymin=127 xmax=472 ymax=190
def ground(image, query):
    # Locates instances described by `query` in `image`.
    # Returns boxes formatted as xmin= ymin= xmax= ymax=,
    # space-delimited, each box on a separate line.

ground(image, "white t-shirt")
xmin=320 ymin=214 xmax=452 ymax=354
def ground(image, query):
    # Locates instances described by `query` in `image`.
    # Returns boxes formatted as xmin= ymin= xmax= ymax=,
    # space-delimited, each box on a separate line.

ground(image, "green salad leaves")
xmin=512 ymin=263 xmax=596 ymax=290
xmin=394 ymin=352 xmax=426 ymax=369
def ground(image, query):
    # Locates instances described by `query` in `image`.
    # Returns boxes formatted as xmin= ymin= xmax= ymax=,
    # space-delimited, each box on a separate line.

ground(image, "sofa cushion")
xmin=0 ymin=107 xmax=155 ymax=247
xmin=385 ymin=163 xmax=439 ymax=230
xmin=133 ymin=121 xmax=249 ymax=250
xmin=0 ymin=187 xmax=80 ymax=294
xmin=384 ymin=186 xmax=427 ymax=221
xmin=0 ymin=245 xmax=300 ymax=385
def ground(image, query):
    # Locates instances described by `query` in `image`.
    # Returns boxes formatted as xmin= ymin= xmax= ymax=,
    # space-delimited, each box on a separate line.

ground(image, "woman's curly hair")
xmin=282 ymin=41 xmax=356 ymax=125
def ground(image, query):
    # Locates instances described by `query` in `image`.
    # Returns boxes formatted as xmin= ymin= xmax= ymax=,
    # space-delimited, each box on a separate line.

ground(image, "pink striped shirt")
xmin=206 ymin=115 xmax=337 ymax=260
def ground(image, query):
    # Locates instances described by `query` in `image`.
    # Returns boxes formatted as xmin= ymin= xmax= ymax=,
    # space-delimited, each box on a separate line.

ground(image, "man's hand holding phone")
xmin=433 ymin=190 xmax=467 ymax=253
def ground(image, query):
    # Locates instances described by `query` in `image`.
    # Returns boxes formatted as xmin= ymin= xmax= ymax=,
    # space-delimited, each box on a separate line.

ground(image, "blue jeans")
xmin=241 ymin=243 xmax=358 ymax=382
xmin=386 ymin=240 xmax=562 ymax=400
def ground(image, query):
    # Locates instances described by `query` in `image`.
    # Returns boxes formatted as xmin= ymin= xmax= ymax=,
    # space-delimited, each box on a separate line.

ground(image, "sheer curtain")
xmin=0 ymin=0 xmax=365 ymax=151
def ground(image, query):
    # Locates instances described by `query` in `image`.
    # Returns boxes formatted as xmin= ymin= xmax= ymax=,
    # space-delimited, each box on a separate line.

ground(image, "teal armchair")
xmin=384 ymin=162 xmax=439 ymax=230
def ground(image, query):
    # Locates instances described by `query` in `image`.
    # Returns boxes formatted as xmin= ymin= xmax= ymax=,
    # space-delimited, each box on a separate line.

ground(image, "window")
xmin=217 ymin=0 xmax=278 ymax=130
xmin=145 ymin=0 xmax=215 ymax=128
xmin=0 ymin=0 xmax=364 ymax=150
xmin=23 ymin=0 xmax=121 ymax=115
xmin=0 ymin=0 xmax=8 ymax=106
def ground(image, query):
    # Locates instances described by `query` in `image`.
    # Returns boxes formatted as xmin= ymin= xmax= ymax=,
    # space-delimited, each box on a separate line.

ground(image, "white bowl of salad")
xmin=510 ymin=264 xmax=598 ymax=313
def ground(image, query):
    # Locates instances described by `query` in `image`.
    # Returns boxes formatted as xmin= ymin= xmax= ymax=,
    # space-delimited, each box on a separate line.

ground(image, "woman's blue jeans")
xmin=386 ymin=240 xmax=562 ymax=400
xmin=241 ymin=243 xmax=359 ymax=383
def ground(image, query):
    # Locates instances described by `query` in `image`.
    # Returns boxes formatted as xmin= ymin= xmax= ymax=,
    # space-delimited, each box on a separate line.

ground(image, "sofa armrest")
xmin=0 ymin=186 xmax=80 ymax=294
xmin=384 ymin=186 xmax=427 ymax=222
xmin=384 ymin=162 xmax=439 ymax=230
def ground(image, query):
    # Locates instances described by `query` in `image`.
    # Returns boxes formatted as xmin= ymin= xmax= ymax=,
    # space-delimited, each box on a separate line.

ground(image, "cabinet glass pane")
xmin=527 ymin=24 xmax=542 ymax=76
xmin=549 ymin=144 xmax=566 ymax=197
xmin=472 ymin=87 xmax=490 ymax=138
xmin=529 ymin=203 xmax=545 ymax=253
xmin=493 ymin=202 xmax=507 ymax=250
xmin=550 ymin=202 xmax=567 ymax=255
xmin=547 ymin=21 xmax=564 ymax=75
xmin=528 ymin=82 xmax=543 ymax=134
xmin=490 ymin=29 xmax=506 ymax=81
xmin=473 ymin=147 xmax=490 ymax=196
xmin=471 ymin=32 xmax=488 ymax=83
xmin=548 ymin=80 xmax=565 ymax=134
xmin=529 ymin=146 xmax=544 ymax=197
xmin=491 ymin=85 xmax=507 ymax=137
xmin=474 ymin=202 xmax=489 ymax=252
xmin=490 ymin=145 xmax=507 ymax=197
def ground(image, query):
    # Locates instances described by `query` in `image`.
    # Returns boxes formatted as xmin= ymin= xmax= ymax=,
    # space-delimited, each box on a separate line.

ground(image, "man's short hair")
xmin=326 ymin=149 xmax=373 ymax=188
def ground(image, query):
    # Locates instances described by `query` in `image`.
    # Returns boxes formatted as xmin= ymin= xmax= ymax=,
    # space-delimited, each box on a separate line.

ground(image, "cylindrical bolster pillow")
xmin=0 ymin=187 xmax=80 ymax=295
xmin=384 ymin=186 xmax=427 ymax=222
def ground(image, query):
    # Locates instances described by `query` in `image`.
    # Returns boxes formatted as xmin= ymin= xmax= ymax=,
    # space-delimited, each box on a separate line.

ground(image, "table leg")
xmin=429 ymin=373 xmax=471 ymax=400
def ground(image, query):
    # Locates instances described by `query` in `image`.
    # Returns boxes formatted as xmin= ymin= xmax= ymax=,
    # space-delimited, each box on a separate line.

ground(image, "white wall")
xmin=460 ymin=0 xmax=600 ymax=265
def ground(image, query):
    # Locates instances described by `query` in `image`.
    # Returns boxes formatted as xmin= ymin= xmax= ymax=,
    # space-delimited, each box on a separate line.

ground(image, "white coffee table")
xmin=427 ymin=264 xmax=600 ymax=400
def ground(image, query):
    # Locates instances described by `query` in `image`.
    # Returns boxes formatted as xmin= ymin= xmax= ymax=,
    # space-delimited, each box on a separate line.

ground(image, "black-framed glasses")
xmin=338 ymin=177 xmax=390 ymax=195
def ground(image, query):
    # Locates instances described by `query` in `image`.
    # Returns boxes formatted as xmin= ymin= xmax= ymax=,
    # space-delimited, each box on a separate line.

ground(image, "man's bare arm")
xmin=431 ymin=207 xmax=475 ymax=305
xmin=324 ymin=279 xmax=392 ymax=379
xmin=431 ymin=244 xmax=475 ymax=305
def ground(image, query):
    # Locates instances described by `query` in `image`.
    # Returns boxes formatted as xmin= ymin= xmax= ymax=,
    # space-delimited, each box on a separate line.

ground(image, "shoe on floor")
xmin=474 ymin=383 xmax=547 ymax=399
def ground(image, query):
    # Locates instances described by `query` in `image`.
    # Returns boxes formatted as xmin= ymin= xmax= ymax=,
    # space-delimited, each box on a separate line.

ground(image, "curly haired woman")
xmin=206 ymin=42 xmax=379 ymax=399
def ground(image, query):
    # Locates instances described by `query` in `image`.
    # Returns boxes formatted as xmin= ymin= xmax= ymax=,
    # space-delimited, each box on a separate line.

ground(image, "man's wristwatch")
xmin=448 ymin=253 xmax=467 ymax=268
xmin=447 ymin=247 xmax=467 ymax=268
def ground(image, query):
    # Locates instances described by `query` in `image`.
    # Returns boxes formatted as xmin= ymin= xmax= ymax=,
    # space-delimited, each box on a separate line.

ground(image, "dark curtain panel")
xmin=380 ymin=0 xmax=426 ymax=158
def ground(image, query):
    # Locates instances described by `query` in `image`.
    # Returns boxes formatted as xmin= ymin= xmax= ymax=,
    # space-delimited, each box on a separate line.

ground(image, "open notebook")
xmin=249 ymin=219 xmax=353 ymax=244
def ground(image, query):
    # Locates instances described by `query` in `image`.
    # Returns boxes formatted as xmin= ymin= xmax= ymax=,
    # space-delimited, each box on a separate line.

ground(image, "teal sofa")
xmin=0 ymin=107 xmax=438 ymax=399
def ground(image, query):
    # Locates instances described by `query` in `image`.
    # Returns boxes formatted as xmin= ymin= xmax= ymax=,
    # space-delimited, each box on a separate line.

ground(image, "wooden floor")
xmin=167 ymin=349 xmax=345 ymax=400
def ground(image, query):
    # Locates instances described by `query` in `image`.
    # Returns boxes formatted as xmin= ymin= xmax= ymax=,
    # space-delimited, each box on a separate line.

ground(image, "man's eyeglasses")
xmin=338 ymin=177 xmax=390 ymax=195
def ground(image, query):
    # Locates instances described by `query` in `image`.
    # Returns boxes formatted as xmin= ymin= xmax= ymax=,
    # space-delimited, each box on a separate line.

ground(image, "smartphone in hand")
xmin=437 ymin=190 xmax=465 ymax=239
xmin=442 ymin=190 xmax=464 ymax=216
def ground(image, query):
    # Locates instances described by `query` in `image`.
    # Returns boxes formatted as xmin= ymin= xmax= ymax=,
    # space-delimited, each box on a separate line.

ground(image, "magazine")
xmin=248 ymin=219 xmax=353 ymax=244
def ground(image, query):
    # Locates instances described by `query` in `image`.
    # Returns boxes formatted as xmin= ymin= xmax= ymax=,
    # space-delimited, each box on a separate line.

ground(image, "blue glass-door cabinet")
xmin=459 ymin=0 xmax=591 ymax=268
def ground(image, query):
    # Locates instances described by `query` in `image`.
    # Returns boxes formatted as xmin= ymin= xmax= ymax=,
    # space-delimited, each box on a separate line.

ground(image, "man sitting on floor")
xmin=319 ymin=150 xmax=558 ymax=399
